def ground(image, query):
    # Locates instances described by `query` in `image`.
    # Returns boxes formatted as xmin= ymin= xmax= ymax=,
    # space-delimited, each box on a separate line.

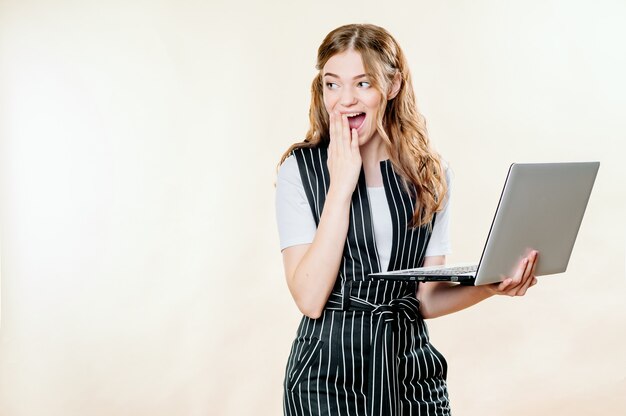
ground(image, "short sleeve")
xmin=275 ymin=155 xmax=317 ymax=251
xmin=424 ymin=165 xmax=453 ymax=257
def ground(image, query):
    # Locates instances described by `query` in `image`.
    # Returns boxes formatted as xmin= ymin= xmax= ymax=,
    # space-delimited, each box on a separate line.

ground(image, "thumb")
xmin=497 ymin=278 xmax=513 ymax=293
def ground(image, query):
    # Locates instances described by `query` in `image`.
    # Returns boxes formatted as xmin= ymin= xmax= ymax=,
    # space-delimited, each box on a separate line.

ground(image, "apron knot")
xmin=371 ymin=297 xmax=420 ymax=323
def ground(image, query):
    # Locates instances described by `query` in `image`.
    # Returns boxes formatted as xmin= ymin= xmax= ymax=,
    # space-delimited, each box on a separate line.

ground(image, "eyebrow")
xmin=323 ymin=72 xmax=368 ymax=80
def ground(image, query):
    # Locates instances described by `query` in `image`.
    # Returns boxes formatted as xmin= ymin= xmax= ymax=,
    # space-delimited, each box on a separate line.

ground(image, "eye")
xmin=357 ymin=81 xmax=371 ymax=88
xmin=325 ymin=82 xmax=339 ymax=90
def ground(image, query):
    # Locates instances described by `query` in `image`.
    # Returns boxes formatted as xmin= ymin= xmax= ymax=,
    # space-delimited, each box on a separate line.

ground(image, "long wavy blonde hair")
xmin=280 ymin=23 xmax=447 ymax=227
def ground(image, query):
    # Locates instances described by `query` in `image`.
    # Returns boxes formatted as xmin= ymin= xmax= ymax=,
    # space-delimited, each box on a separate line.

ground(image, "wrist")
xmin=326 ymin=185 xmax=353 ymax=205
xmin=481 ymin=284 xmax=496 ymax=298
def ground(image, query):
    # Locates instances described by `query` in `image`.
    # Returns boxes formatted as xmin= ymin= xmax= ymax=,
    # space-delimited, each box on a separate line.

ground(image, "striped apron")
xmin=283 ymin=146 xmax=451 ymax=416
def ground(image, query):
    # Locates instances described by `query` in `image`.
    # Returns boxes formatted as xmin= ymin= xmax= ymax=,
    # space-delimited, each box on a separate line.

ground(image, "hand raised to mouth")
xmin=327 ymin=111 xmax=362 ymax=199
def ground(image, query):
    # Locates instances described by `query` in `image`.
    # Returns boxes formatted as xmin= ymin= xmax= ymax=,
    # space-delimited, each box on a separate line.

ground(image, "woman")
xmin=275 ymin=23 xmax=537 ymax=415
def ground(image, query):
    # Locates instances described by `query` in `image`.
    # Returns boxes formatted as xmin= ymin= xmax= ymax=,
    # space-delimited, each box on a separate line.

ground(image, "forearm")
xmin=288 ymin=188 xmax=351 ymax=318
xmin=417 ymin=282 xmax=494 ymax=319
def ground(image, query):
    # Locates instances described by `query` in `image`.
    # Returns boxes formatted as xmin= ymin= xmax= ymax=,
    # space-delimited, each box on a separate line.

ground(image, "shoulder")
xmin=435 ymin=158 xmax=453 ymax=200
xmin=282 ymin=144 xmax=329 ymax=177
xmin=439 ymin=159 xmax=453 ymax=206
xmin=277 ymin=155 xmax=302 ymax=186
xmin=441 ymin=159 xmax=454 ymax=186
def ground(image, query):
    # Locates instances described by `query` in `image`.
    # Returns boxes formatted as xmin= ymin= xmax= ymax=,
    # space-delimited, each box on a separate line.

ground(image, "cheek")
xmin=358 ymin=89 xmax=382 ymax=113
xmin=364 ymin=101 xmax=382 ymax=124
xmin=364 ymin=91 xmax=383 ymax=110
xmin=323 ymin=93 xmax=336 ymax=112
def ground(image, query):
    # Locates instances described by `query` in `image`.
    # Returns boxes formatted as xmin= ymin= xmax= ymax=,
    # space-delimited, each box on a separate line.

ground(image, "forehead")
xmin=322 ymin=49 xmax=366 ymax=77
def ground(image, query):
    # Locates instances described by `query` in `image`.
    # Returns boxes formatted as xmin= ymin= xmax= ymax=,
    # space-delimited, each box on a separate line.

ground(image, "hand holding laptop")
xmin=487 ymin=250 xmax=539 ymax=297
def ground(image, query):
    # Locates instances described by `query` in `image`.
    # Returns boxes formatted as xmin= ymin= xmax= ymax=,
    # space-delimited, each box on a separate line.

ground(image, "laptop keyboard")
xmin=388 ymin=264 xmax=478 ymax=275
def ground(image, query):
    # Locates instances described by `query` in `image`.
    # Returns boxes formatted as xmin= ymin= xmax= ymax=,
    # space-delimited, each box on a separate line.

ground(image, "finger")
xmin=514 ymin=257 xmax=535 ymax=295
xmin=341 ymin=114 xmax=350 ymax=152
xmin=528 ymin=250 xmax=539 ymax=277
xmin=497 ymin=277 xmax=513 ymax=294
xmin=508 ymin=257 xmax=529 ymax=292
xmin=522 ymin=251 xmax=540 ymax=294
xmin=514 ymin=251 xmax=538 ymax=296
xmin=328 ymin=112 xmax=336 ymax=152
xmin=335 ymin=112 xmax=345 ymax=156
xmin=332 ymin=111 xmax=343 ymax=157
xmin=516 ymin=268 xmax=536 ymax=296
xmin=350 ymin=127 xmax=359 ymax=154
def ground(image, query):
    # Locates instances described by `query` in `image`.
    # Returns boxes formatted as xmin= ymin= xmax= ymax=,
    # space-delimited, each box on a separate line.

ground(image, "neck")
xmin=359 ymin=133 xmax=388 ymax=169
xmin=359 ymin=133 xmax=388 ymax=187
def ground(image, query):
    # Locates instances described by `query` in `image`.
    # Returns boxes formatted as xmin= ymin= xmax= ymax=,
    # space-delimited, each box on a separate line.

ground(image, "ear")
xmin=387 ymin=72 xmax=402 ymax=100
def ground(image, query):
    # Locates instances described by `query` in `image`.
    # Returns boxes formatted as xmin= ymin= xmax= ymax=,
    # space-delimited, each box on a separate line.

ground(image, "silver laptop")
xmin=369 ymin=162 xmax=600 ymax=286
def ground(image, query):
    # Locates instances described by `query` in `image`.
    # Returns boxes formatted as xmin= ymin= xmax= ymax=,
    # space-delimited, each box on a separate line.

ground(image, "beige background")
xmin=1 ymin=0 xmax=625 ymax=415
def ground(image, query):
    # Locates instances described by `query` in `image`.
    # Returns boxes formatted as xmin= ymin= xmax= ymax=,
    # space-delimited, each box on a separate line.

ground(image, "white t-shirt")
xmin=275 ymin=155 xmax=452 ymax=272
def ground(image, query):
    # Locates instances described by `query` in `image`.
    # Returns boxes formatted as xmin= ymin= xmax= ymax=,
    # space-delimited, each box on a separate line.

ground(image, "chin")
xmin=357 ymin=130 xmax=375 ymax=146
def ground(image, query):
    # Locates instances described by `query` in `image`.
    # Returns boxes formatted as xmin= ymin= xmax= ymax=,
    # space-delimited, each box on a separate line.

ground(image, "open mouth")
xmin=346 ymin=112 xmax=366 ymax=130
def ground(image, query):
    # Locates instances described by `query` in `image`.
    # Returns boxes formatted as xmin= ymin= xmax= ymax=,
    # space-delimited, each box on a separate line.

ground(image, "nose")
xmin=339 ymin=86 xmax=358 ymax=107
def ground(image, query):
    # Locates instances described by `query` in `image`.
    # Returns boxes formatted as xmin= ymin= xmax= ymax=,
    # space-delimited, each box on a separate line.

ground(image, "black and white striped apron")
xmin=284 ymin=146 xmax=451 ymax=416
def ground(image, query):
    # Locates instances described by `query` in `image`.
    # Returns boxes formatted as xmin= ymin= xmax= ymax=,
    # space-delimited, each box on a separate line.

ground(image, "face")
xmin=322 ymin=49 xmax=384 ymax=146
